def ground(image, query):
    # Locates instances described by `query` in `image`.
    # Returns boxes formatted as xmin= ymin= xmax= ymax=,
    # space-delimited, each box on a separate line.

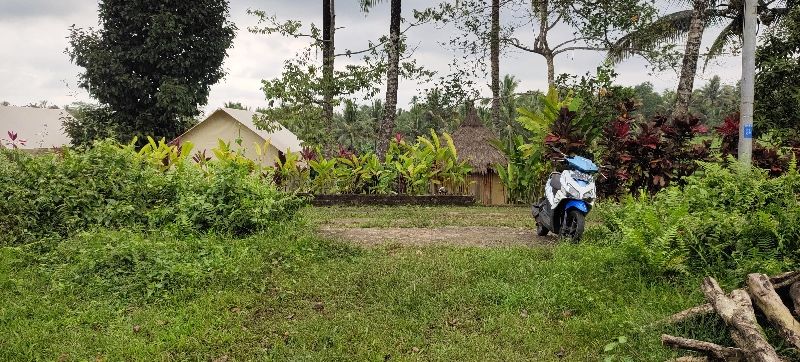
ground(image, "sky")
xmin=0 ymin=0 xmax=743 ymax=116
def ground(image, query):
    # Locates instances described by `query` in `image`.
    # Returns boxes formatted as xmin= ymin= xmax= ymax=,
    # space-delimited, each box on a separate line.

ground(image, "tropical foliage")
xmin=756 ymin=4 xmax=800 ymax=131
xmin=0 ymin=139 xmax=303 ymax=245
xmin=598 ymin=161 xmax=800 ymax=280
xmin=273 ymin=130 xmax=472 ymax=196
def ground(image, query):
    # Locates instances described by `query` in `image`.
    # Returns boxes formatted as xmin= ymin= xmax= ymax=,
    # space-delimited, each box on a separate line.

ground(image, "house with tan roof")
xmin=175 ymin=108 xmax=303 ymax=167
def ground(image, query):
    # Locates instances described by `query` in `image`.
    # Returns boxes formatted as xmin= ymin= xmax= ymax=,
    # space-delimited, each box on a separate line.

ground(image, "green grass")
xmin=0 ymin=206 xmax=711 ymax=361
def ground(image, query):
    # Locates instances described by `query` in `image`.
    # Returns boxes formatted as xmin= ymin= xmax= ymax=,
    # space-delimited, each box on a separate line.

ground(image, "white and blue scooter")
xmin=531 ymin=150 xmax=599 ymax=241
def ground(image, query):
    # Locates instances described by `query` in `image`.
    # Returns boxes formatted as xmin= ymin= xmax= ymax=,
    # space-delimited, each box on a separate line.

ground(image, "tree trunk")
xmin=746 ymin=273 xmax=800 ymax=349
xmin=701 ymin=277 xmax=782 ymax=362
xmin=672 ymin=0 xmax=708 ymax=118
xmin=490 ymin=0 xmax=501 ymax=126
xmin=376 ymin=0 xmax=401 ymax=157
xmin=533 ymin=0 xmax=555 ymax=88
xmin=322 ymin=0 xmax=335 ymax=140
xmin=545 ymin=54 xmax=555 ymax=88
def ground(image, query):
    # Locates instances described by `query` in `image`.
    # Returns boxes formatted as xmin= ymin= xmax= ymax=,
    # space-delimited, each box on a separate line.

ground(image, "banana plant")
xmin=136 ymin=136 xmax=194 ymax=170
xmin=273 ymin=150 xmax=309 ymax=192
xmin=308 ymin=157 xmax=338 ymax=194
xmin=211 ymin=139 xmax=254 ymax=170
xmin=361 ymin=153 xmax=396 ymax=194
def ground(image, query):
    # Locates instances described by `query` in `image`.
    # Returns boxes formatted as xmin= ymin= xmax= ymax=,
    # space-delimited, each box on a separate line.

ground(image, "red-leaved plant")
xmin=596 ymin=102 xmax=711 ymax=198
xmin=2 ymin=131 xmax=27 ymax=149
xmin=716 ymin=112 xmax=788 ymax=176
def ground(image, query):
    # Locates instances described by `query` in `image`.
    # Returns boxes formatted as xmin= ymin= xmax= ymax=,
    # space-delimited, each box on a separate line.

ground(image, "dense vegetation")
xmin=597 ymin=161 xmax=800 ymax=281
xmin=273 ymin=130 xmax=471 ymax=195
xmin=0 ymin=139 xmax=303 ymax=245
xmin=5 ymin=0 xmax=800 ymax=359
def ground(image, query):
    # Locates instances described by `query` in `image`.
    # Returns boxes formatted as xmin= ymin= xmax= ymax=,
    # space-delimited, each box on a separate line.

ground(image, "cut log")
xmin=702 ymin=277 xmax=781 ymax=362
xmin=658 ymin=304 xmax=716 ymax=326
xmin=659 ymin=271 xmax=800 ymax=327
xmin=770 ymin=271 xmax=800 ymax=289
xmin=666 ymin=357 xmax=709 ymax=362
xmin=746 ymin=273 xmax=800 ymax=349
xmin=661 ymin=334 xmax=744 ymax=361
xmin=790 ymin=281 xmax=800 ymax=316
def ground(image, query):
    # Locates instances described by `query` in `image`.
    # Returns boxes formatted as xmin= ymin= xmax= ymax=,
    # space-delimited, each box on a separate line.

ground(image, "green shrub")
xmin=597 ymin=160 xmax=800 ymax=280
xmin=0 ymin=140 xmax=304 ymax=245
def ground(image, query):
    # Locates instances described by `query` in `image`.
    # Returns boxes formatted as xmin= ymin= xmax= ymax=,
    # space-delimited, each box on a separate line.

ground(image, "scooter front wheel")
xmin=535 ymin=222 xmax=549 ymax=236
xmin=561 ymin=209 xmax=585 ymax=241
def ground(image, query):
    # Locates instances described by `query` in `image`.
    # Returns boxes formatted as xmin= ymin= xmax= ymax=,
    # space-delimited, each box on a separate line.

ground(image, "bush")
xmin=597 ymin=161 xmax=800 ymax=280
xmin=597 ymin=105 xmax=711 ymax=198
xmin=0 ymin=140 xmax=304 ymax=245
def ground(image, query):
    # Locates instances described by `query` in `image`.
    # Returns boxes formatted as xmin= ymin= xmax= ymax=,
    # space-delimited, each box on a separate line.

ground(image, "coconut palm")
xmin=608 ymin=0 xmax=791 ymax=117
xmin=361 ymin=0 xmax=402 ymax=157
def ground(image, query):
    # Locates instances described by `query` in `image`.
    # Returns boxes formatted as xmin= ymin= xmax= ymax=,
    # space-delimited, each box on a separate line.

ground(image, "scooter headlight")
xmin=568 ymin=185 xmax=580 ymax=197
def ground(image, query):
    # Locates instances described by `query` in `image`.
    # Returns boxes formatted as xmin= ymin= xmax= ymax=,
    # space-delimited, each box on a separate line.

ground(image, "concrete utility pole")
xmin=739 ymin=0 xmax=757 ymax=165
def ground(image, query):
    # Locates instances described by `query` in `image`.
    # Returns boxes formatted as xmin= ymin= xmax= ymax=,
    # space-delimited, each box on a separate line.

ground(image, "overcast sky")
xmin=0 ymin=0 xmax=742 ymax=115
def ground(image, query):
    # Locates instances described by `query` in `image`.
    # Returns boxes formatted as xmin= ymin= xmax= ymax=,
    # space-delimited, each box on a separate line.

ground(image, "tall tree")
xmin=422 ymin=0 xmax=655 ymax=91
xmin=509 ymin=0 xmax=656 ymax=87
xmin=361 ymin=0 xmax=403 ymax=156
xmin=491 ymin=0 xmax=501 ymax=129
xmin=673 ymin=0 xmax=710 ymax=117
xmin=249 ymin=4 xmax=429 ymax=148
xmin=756 ymin=4 xmax=800 ymax=131
xmin=68 ymin=0 xmax=235 ymax=141
xmin=323 ymin=0 xmax=336 ymax=133
xmin=608 ymin=0 xmax=790 ymax=117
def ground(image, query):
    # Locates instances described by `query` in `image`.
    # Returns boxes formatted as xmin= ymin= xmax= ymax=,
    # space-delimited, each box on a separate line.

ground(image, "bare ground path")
xmin=307 ymin=206 xmax=553 ymax=247
xmin=317 ymin=225 xmax=551 ymax=247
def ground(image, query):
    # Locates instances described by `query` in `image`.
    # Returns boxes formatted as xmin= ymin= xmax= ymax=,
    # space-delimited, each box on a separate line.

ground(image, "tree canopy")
xmin=68 ymin=0 xmax=236 ymax=141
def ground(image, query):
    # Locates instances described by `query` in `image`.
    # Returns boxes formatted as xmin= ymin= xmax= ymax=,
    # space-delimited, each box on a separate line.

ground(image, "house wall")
xmin=180 ymin=113 xmax=282 ymax=167
xmin=446 ymin=172 xmax=507 ymax=205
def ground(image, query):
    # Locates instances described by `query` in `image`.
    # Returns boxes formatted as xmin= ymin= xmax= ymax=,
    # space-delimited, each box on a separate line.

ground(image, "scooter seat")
xmin=549 ymin=172 xmax=561 ymax=192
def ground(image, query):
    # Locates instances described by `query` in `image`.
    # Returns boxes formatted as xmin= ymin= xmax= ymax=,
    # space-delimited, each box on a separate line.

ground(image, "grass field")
xmin=0 ymin=205 xmax=711 ymax=361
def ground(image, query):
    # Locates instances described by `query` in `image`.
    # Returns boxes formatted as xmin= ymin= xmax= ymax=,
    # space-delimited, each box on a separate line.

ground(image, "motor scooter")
xmin=531 ymin=150 xmax=599 ymax=241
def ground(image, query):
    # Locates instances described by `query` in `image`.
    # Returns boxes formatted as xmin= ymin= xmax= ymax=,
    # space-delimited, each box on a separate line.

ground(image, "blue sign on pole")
xmin=744 ymin=124 xmax=753 ymax=139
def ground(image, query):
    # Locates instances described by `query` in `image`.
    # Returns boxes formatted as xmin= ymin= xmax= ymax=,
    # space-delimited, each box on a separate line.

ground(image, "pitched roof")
xmin=0 ymin=106 xmax=71 ymax=149
xmin=180 ymin=108 xmax=303 ymax=153
xmin=451 ymin=107 xmax=507 ymax=174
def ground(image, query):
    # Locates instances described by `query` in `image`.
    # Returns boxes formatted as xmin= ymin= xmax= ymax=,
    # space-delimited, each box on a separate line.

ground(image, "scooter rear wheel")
xmin=561 ymin=209 xmax=585 ymax=241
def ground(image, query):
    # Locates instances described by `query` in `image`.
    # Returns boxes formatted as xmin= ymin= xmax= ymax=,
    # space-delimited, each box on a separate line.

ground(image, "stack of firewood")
xmin=660 ymin=271 xmax=800 ymax=361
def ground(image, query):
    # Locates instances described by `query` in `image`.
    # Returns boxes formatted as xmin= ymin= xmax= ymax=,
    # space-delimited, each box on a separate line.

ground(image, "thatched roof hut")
xmin=451 ymin=107 xmax=507 ymax=175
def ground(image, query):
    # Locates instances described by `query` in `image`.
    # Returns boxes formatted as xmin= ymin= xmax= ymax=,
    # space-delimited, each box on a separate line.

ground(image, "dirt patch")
xmin=317 ymin=226 xmax=553 ymax=247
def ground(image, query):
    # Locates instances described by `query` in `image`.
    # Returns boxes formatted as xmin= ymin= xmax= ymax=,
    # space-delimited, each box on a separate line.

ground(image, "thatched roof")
xmin=451 ymin=107 xmax=507 ymax=175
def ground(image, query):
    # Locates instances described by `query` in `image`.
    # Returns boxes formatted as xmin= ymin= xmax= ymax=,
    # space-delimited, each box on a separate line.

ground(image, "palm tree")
xmin=490 ymin=0 xmax=501 ymax=129
xmin=608 ymin=0 xmax=790 ymax=117
xmin=362 ymin=0 xmax=402 ymax=157
xmin=323 ymin=0 xmax=335 ymax=133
